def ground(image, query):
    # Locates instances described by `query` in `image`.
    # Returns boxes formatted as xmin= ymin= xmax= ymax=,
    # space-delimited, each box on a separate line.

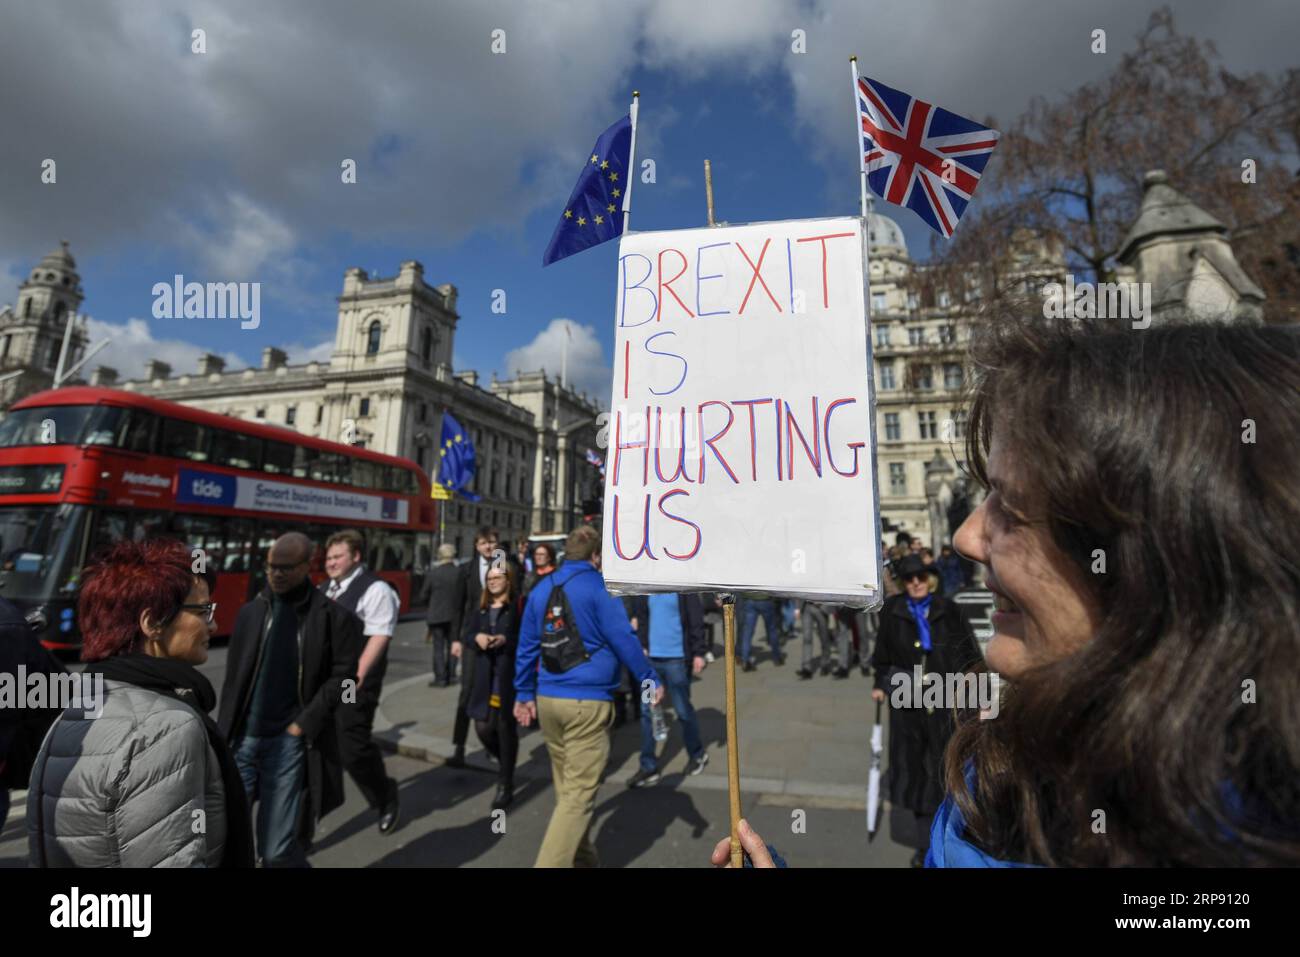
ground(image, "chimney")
xmin=198 ymin=353 xmax=226 ymax=375
xmin=90 ymin=366 xmax=118 ymax=387
xmin=262 ymin=347 xmax=288 ymax=370
xmin=145 ymin=359 xmax=172 ymax=381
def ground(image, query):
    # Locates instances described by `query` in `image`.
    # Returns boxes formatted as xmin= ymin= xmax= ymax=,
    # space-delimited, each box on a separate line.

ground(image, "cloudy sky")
xmin=1 ymin=0 xmax=1294 ymax=399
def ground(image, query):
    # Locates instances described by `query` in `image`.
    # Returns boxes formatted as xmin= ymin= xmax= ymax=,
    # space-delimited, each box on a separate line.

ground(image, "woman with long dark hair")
xmin=28 ymin=539 xmax=255 ymax=867
xmin=454 ymin=562 xmax=521 ymax=810
xmin=713 ymin=316 xmax=1300 ymax=867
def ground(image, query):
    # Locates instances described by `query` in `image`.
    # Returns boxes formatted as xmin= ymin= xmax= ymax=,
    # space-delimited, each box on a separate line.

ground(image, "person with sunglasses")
xmin=217 ymin=532 xmax=363 ymax=866
xmin=868 ymin=552 xmax=981 ymax=867
xmin=27 ymin=538 xmax=255 ymax=867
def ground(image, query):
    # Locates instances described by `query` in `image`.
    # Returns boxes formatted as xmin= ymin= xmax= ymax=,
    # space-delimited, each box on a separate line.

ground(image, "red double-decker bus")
xmin=0 ymin=386 xmax=437 ymax=651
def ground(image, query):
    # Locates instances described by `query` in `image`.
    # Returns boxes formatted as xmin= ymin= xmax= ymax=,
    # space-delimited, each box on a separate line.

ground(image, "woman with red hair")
xmin=27 ymin=538 xmax=254 ymax=867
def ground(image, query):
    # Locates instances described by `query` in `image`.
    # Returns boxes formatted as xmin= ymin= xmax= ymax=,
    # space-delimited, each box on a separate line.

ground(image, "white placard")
xmin=601 ymin=216 xmax=882 ymax=606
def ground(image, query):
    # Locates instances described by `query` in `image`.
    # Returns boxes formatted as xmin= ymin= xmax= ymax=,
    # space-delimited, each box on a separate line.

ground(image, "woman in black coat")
xmin=870 ymin=554 xmax=982 ymax=866
xmin=453 ymin=563 xmax=520 ymax=810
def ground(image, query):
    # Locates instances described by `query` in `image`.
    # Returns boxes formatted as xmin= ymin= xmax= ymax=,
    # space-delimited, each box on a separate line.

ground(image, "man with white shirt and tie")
xmin=447 ymin=526 xmax=499 ymax=768
xmin=322 ymin=529 xmax=401 ymax=834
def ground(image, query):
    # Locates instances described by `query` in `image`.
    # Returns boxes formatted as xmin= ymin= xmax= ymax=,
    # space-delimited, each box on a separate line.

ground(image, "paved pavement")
xmin=1 ymin=611 xmax=918 ymax=867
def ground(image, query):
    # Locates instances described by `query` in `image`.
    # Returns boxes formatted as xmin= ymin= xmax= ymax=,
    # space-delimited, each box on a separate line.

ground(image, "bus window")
xmin=174 ymin=514 xmax=224 ymax=572
xmin=351 ymin=459 xmax=377 ymax=489
xmin=82 ymin=405 xmax=128 ymax=446
xmin=222 ymin=517 xmax=256 ymax=572
xmin=160 ymin=418 xmax=211 ymax=462
xmin=0 ymin=503 xmax=90 ymax=602
xmin=86 ymin=509 xmax=129 ymax=562
xmin=120 ymin=410 xmax=160 ymax=454
xmin=0 ymin=405 xmax=96 ymax=447
xmin=263 ymin=440 xmax=294 ymax=475
xmin=293 ymin=445 xmax=317 ymax=480
xmin=211 ymin=429 xmax=263 ymax=470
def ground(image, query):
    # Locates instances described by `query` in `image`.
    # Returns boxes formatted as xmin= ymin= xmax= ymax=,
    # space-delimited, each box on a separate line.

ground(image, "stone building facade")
xmin=0 ymin=242 xmax=87 ymax=408
xmin=94 ymin=261 xmax=600 ymax=558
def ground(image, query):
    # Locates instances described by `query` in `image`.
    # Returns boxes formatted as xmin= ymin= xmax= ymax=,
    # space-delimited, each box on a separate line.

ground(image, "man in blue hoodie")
xmin=513 ymin=525 xmax=662 ymax=867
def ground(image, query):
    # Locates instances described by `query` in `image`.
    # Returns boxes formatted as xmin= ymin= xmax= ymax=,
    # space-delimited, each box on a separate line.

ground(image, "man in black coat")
xmin=218 ymin=532 xmax=362 ymax=867
xmin=869 ymin=554 xmax=982 ymax=867
xmin=422 ymin=543 xmax=465 ymax=687
xmin=623 ymin=592 xmax=710 ymax=788
xmin=0 ymin=596 xmax=65 ymax=832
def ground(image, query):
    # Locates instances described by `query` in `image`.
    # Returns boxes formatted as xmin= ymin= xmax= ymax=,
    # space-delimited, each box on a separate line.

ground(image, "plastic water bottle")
xmin=651 ymin=702 xmax=668 ymax=742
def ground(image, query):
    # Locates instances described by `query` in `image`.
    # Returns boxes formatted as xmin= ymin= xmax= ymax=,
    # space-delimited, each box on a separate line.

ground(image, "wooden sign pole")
xmin=721 ymin=593 xmax=742 ymax=867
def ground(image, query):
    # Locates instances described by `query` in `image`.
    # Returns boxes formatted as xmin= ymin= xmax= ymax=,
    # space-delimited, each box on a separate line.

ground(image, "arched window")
xmin=366 ymin=320 xmax=382 ymax=355
xmin=420 ymin=327 xmax=432 ymax=364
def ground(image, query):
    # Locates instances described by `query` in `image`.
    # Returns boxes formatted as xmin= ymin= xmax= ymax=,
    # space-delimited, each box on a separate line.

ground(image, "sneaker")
xmin=705 ymin=651 xmax=715 ymax=663
xmin=742 ymin=660 xmax=756 ymax=673
xmin=686 ymin=752 xmax=710 ymax=775
xmin=627 ymin=768 xmax=661 ymax=789
xmin=796 ymin=667 xmax=813 ymax=680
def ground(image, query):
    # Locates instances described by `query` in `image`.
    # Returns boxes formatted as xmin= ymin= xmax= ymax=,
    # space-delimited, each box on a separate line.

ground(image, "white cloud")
xmin=81 ymin=316 xmax=244 ymax=381
xmin=276 ymin=338 xmax=334 ymax=364
xmin=504 ymin=318 xmax=610 ymax=400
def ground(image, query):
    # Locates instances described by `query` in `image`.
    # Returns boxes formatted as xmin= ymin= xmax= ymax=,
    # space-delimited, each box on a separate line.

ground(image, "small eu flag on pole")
xmin=542 ymin=104 xmax=637 ymax=266
xmin=436 ymin=411 xmax=481 ymax=502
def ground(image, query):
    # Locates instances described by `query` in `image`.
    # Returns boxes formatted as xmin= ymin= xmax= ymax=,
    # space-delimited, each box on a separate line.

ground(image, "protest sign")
xmin=601 ymin=216 xmax=882 ymax=605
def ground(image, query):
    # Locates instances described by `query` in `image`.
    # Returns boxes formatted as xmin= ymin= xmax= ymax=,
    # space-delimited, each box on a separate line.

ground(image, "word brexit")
xmin=618 ymin=229 xmax=860 ymax=326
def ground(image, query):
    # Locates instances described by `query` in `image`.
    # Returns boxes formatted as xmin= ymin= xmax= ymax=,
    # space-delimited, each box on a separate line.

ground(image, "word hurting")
xmin=608 ymin=396 xmax=866 ymax=562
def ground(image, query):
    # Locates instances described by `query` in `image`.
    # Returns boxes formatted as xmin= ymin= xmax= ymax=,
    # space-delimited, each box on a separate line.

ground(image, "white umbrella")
xmin=867 ymin=699 xmax=884 ymax=840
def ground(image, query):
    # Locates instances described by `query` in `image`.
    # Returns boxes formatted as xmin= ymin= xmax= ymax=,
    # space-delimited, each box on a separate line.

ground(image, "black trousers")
xmin=428 ymin=622 xmax=456 ymax=683
xmin=474 ymin=710 xmax=519 ymax=788
xmin=336 ymin=649 xmax=394 ymax=810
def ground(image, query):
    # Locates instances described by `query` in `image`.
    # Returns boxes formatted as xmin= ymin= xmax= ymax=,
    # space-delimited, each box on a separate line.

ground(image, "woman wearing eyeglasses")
xmin=868 ymin=552 xmax=982 ymax=867
xmin=27 ymin=538 xmax=254 ymax=867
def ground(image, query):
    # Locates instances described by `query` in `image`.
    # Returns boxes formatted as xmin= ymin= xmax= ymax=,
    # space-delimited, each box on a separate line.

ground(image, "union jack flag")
xmin=585 ymin=448 xmax=605 ymax=476
xmin=855 ymin=73 xmax=999 ymax=238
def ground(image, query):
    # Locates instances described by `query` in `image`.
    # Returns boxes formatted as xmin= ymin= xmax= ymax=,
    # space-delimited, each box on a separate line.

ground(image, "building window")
xmin=951 ymin=410 xmax=968 ymax=439
xmin=359 ymin=397 xmax=371 ymax=417
xmin=418 ymin=402 xmax=427 ymax=424
xmin=908 ymin=326 xmax=924 ymax=346
xmin=366 ymin=320 xmax=382 ymax=355
xmin=938 ymin=290 xmax=951 ymax=309
xmin=255 ymin=407 xmax=266 ymax=419
xmin=939 ymin=325 xmax=955 ymax=345
xmin=0 ymin=334 xmax=9 ymax=359
xmin=491 ymin=462 xmax=500 ymax=496
xmin=907 ymin=293 xmax=918 ymax=311
xmin=943 ymin=363 xmax=963 ymax=390
xmin=884 ymin=413 xmax=900 ymax=441
xmin=889 ymin=462 xmax=907 ymax=495
xmin=913 ymin=364 xmax=933 ymax=390
xmin=286 ymin=406 xmax=297 ymax=426
xmin=871 ymin=291 xmax=887 ymax=313
xmin=420 ymin=327 xmax=432 ymax=364
xmin=875 ymin=325 xmax=890 ymax=349
xmin=416 ymin=446 xmax=427 ymax=471
xmin=22 ymin=299 xmax=31 ymax=319
xmin=918 ymin=411 xmax=938 ymax=439
xmin=878 ymin=362 xmax=896 ymax=390
xmin=316 ymin=405 xmax=324 ymax=425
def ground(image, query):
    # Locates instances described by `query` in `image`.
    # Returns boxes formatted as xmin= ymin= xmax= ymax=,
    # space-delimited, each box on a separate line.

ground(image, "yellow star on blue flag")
xmin=543 ymin=113 xmax=632 ymax=266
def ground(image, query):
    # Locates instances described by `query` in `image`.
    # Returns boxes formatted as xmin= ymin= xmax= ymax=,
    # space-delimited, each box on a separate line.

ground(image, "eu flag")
xmin=542 ymin=113 xmax=632 ymax=266
xmin=436 ymin=411 xmax=481 ymax=502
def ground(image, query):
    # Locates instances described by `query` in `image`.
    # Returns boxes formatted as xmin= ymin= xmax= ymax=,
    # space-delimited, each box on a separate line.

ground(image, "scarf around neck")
xmin=907 ymin=594 xmax=934 ymax=651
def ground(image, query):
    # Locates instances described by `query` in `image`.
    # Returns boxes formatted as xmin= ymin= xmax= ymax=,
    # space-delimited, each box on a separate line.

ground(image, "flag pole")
xmin=622 ymin=91 xmax=640 ymax=234
xmin=850 ymin=56 xmax=873 ymax=220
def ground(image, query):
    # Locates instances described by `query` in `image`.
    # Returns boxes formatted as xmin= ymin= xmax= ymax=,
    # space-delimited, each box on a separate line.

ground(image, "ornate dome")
xmin=29 ymin=240 xmax=79 ymax=286
xmin=866 ymin=212 xmax=907 ymax=254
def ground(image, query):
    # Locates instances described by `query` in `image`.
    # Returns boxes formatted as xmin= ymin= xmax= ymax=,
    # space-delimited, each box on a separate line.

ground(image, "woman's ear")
xmin=139 ymin=608 xmax=162 ymax=640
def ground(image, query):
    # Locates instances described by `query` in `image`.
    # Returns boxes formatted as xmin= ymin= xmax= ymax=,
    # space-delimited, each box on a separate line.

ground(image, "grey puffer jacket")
xmin=26 ymin=679 xmax=227 ymax=867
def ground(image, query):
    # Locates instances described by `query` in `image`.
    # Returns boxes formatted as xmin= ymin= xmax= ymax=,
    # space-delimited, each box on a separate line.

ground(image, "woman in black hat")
xmin=869 ymin=552 xmax=982 ymax=866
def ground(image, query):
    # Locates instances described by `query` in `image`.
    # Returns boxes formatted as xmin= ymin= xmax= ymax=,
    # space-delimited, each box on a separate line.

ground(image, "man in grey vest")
xmin=323 ymin=529 xmax=401 ymax=834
